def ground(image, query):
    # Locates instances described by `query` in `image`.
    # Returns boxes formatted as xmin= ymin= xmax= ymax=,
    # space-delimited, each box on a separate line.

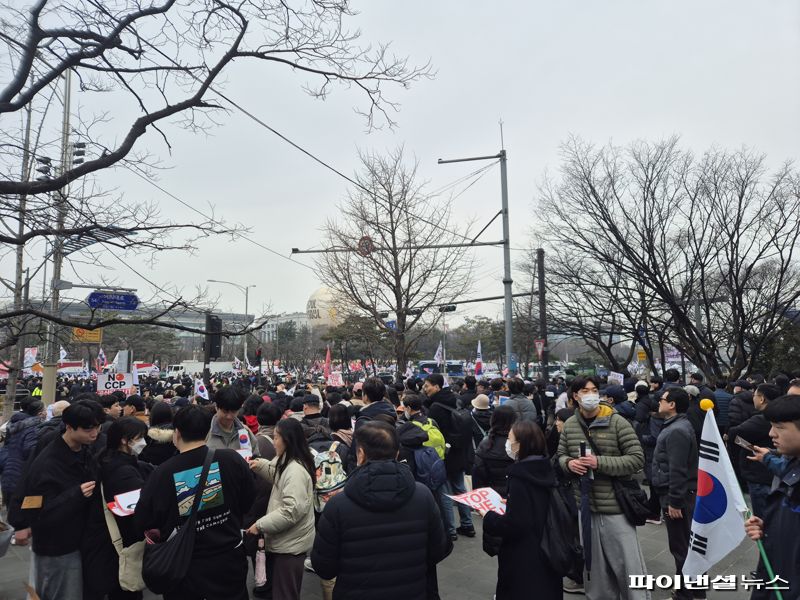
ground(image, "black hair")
xmin=241 ymin=395 xmax=263 ymax=417
xmin=555 ymin=408 xmax=573 ymax=423
xmin=490 ymin=377 xmax=504 ymax=392
xmin=24 ymin=400 xmax=44 ymax=417
xmin=756 ymin=384 xmax=783 ymax=404
xmin=256 ymin=402 xmax=282 ymax=427
xmin=327 ymin=403 xmax=351 ymax=432
xmin=403 ymin=394 xmax=425 ymax=411
xmin=354 ymin=421 xmax=399 ymax=461
xmin=105 ymin=417 xmax=148 ymax=453
xmin=664 ymin=368 xmax=681 ymax=383
xmin=424 ymin=373 xmax=444 ymax=390
xmin=274 ymin=418 xmax=316 ymax=483
xmin=569 ymin=376 xmax=600 ymax=397
xmin=488 ymin=404 xmax=517 ymax=444
xmin=214 ymin=386 xmax=245 ymax=411
xmin=173 ymin=405 xmax=213 ymax=442
xmin=98 ymin=393 xmax=120 ymax=410
xmin=763 ymin=395 xmax=800 ymax=424
xmin=507 ymin=378 xmax=524 ymax=395
xmin=715 ymin=379 xmax=729 ymax=390
xmin=384 ymin=385 xmax=400 ymax=407
xmin=511 ymin=420 xmax=547 ymax=460
xmin=289 ymin=396 xmax=305 ymax=412
xmin=149 ymin=401 xmax=174 ymax=427
xmin=62 ymin=399 xmax=105 ymax=429
xmin=690 ymin=372 xmax=703 ymax=383
xmin=326 ymin=391 xmax=342 ymax=405
xmin=664 ymin=387 xmax=690 ymax=413
xmin=464 ymin=375 xmax=476 ymax=390
xmin=125 ymin=394 xmax=145 ymax=412
xmin=363 ymin=377 xmax=386 ymax=403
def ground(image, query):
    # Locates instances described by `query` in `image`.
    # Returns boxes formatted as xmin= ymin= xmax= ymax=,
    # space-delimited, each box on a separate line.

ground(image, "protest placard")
xmin=447 ymin=487 xmax=506 ymax=515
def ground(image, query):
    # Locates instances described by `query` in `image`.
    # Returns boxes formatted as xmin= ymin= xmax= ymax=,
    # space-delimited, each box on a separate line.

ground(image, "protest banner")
xmin=447 ymin=487 xmax=506 ymax=515
xmin=96 ymin=372 xmax=135 ymax=396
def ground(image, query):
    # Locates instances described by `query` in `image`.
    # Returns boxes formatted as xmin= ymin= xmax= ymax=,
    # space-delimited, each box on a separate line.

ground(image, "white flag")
xmin=59 ymin=346 xmax=67 ymax=361
xmin=682 ymin=409 xmax=748 ymax=576
xmin=434 ymin=341 xmax=443 ymax=365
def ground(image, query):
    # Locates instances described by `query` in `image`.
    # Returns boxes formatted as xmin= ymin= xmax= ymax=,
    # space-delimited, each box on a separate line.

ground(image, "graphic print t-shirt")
xmin=136 ymin=446 xmax=255 ymax=558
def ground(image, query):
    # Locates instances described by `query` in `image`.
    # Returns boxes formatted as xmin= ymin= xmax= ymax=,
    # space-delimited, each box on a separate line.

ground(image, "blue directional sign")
xmin=87 ymin=291 xmax=139 ymax=311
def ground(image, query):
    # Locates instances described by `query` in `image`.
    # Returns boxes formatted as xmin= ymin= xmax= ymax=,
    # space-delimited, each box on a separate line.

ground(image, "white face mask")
xmin=404 ymin=410 xmax=413 ymax=420
xmin=130 ymin=438 xmax=147 ymax=456
xmin=505 ymin=439 xmax=518 ymax=460
xmin=580 ymin=394 xmax=601 ymax=411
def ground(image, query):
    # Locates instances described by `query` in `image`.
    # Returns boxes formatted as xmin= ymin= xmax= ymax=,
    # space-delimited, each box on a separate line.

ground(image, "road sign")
xmin=97 ymin=372 xmax=135 ymax=395
xmin=87 ymin=291 xmax=139 ymax=311
xmin=534 ymin=339 xmax=546 ymax=361
xmin=72 ymin=327 xmax=103 ymax=343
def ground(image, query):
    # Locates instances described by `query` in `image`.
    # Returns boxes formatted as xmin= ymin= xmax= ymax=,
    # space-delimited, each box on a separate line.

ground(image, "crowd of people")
xmin=0 ymin=367 xmax=798 ymax=600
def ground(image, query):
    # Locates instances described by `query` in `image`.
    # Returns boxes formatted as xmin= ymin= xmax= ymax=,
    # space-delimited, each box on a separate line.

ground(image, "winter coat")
xmin=727 ymin=414 xmax=774 ymax=485
xmin=0 ymin=414 xmax=43 ymax=498
xmin=713 ymin=388 xmax=734 ymax=429
xmin=138 ymin=426 xmax=177 ymax=466
xmin=633 ymin=393 xmax=663 ymax=481
xmin=751 ymin=457 xmax=800 ymax=600
xmin=650 ymin=414 xmax=698 ymax=509
xmin=557 ymin=404 xmax=644 ymax=514
xmin=482 ymin=456 xmax=562 ymax=600
xmin=311 ymin=460 xmax=451 ymax=600
xmin=250 ymin=456 xmax=315 ymax=555
xmin=458 ymin=389 xmax=478 ymax=410
xmin=503 ymin=393 xmax=538 ymax=423
xmin=397 ymin=418 xmax=431 ymax=477
xmin=354 ymin=400 xmax=396 ymax=430
xmin=426 ymin=388 xmax=470 ymax=476
xmin=728 ymin=391 xmax=756 ymax=429
xmin=10 ymin=435 xmax=99 ymax=556
xmin=472 ymin=433 xmax=514 ymax=497
xmin=84 ymin=451 xmax=154 ymax=597
xmin=471 ymin=408 xmax=493 ymax=449
xmin=34 ymin=417 xmax=63 ymax=456
xmin=207 ymin=415 xmax=260 ymax=457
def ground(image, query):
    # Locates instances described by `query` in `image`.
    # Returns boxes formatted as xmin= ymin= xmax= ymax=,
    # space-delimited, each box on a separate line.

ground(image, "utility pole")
xmin=537 ymin=249 xmax=549 ymax=382
xmin=42 ymin=69 xmax=72 ymax=406
xmin=438 ymin=150 xmax=514 ymax=374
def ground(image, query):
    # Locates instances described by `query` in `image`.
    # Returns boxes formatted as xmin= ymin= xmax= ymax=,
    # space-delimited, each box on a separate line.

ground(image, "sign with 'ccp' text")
xmin=97 ymin=372 xmax=135 ymax=396
xmin=447 ymin=487 xmax=506 ymax=515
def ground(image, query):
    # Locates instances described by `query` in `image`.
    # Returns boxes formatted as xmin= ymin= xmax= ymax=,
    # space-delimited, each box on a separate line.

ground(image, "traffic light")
xmin=439 ymin=304 xmax=457 ymax=313
xmin=205 ymin=314 xmax=222 ymax=360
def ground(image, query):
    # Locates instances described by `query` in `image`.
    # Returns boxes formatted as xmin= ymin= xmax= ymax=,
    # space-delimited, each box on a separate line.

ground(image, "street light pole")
xmin=207 ymin=279 xmax=256 ymax=361
xmin=438 ymin=150 xmax=514 ymax=375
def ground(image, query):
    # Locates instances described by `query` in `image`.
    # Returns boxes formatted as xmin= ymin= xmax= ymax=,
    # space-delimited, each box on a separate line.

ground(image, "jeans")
xmin=33 ymin=550 xmax=83 ymax=600
xmin=748 ymin=482 xmax=770 ymax=518
xmin=438 ymin=471 xmax=473 ymax=535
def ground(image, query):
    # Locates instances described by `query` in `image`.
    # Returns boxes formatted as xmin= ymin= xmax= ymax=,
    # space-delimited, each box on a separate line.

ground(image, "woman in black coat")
xmin=481 ymin=420 xmax=562 ymax=600
xmin=472 ymin=405 xmax=516 ymax=496
xmin=138 ymin=401 xmax=177 ymax=466
xmin=85 ymin=417 xmax=154 ymax=600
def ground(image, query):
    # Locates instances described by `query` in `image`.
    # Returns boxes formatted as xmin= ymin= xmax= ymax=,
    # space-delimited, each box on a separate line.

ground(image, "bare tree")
xmin=538 ymin=136 xmax=800 ymax=382
xmin=314 ymin=148 xmax=474 ymax=369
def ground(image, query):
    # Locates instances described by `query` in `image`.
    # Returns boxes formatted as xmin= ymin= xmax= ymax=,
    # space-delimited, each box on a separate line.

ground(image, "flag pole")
xmin=743 ymin=508 xmax=784 ymax=600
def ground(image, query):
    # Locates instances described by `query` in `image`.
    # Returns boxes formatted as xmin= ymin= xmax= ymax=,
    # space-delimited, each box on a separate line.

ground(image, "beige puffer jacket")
xmin=251 ymin=456 xmax=316 ymax=554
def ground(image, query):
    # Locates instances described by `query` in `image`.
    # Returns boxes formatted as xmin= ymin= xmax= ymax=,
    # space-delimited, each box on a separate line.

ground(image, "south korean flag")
xmin=683 ymin=409 xmax=748 ymax=576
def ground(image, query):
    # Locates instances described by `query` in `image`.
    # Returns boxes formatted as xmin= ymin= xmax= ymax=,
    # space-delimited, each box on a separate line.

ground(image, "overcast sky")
xmin=7 ymin=0 xmax=800 ymax=324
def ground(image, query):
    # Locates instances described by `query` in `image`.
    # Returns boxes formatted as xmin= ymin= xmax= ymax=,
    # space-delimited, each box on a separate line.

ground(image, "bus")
xmin=417 ymin=360 xmax=465 ymax=378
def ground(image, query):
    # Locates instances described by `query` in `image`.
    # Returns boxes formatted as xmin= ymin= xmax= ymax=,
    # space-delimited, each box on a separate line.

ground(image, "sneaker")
xmin=304 ymin=557 xmax=315 ymax=573
xmin=456 ymin=526 xmax=476 ymax=538
xmin=563 ymin=578 xmax=584 ymax=594
xmin=645 ymin=516 xmax=663 ymax=525
xmin=449 ymin=533 xmax=458 ymax=541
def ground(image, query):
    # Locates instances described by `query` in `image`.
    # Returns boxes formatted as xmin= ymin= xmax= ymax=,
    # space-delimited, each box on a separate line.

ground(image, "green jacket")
xmin=557 ymin=403 xmax=644 ymax=514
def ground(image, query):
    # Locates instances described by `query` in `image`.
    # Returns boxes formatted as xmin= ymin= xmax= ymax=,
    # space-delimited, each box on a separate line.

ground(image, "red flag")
xmin=324 ymin=346 xmax=331 ymax=382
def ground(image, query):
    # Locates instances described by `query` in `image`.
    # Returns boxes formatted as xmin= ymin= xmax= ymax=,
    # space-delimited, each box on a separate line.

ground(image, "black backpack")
xmin=540 ymin=484 xmax=584 ymax=580
xmin=436 ymin=403 xmax=473 ymax=449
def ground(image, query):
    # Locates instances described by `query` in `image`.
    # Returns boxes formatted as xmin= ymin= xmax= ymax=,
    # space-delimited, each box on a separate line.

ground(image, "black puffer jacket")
xmin=728 ymin=414 xmax=774 ymax=485
xmin=472 ymin=433 xmax=514 ymax=498
xmin=426 ymin=388 xmax=470 ymax=476
xmin=728 ymin=391 xmax=756 ymax=429
xmin=138 ymin=426 xmax=177 ymax=466
xmin=311 ymin=460 xmax=451 ymax=600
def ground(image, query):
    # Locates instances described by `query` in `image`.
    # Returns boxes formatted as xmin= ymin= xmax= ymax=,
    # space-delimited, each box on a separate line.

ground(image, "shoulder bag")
xmin=101 ymin=484 xmax=146 ymax=592
xmin=577 ymin=418 xmax=649 ymax=527
xmin=142 ymin=448 xmax=216 ymax=593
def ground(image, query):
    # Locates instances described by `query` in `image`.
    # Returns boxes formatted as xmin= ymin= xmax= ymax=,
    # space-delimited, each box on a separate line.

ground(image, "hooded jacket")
xmin=426 ymin=388 xmax=470 ymax=476
xmin=139 ymin=426 xmax=178 ymax=466
xmin=311 ymin=460 xmax=450 ymax=600
xmin=503 ymin=393 xmax=538 ymax=424
xmin=0 ymin=413 xmax=43 ymax=497
xmin=728 ymin=391 xmax=756 ymax=429
xmin=557 ymin=404 xmax=644 ymax=514
xmin=482 ymin=456 xmax=561 ymax=600
xmin=472 ymin=432 xmax=514 ymax=497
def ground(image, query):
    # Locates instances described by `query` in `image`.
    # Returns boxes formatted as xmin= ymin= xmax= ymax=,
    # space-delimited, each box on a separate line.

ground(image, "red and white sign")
xmin=97 ymin=372 xmax=135 ymax=396
xmin=534 ymin=339 xmax=546 ymax=361
xmin=447 ymin=487 xmax=506 ymax=515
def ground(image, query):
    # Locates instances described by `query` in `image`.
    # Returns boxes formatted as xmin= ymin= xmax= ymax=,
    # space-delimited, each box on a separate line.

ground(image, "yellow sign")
xmin=637 ymin=348 xmax=647 ymax=362
xmin=72 ymin=327 xmax=103 ymax=344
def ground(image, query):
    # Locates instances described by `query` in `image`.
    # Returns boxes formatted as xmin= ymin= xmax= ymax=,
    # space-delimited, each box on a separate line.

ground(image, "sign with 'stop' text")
xmin=97 ymin=372 xmax=135 ymax=396
xmin=447 ymin=487 xmax=506 ymax=515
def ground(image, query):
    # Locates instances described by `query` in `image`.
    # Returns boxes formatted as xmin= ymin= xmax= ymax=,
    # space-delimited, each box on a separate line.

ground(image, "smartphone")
xmin=735 ymin=436 xmax=755 ymax=452
xmin=580 ymin=441 xmax=587 ymax=457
